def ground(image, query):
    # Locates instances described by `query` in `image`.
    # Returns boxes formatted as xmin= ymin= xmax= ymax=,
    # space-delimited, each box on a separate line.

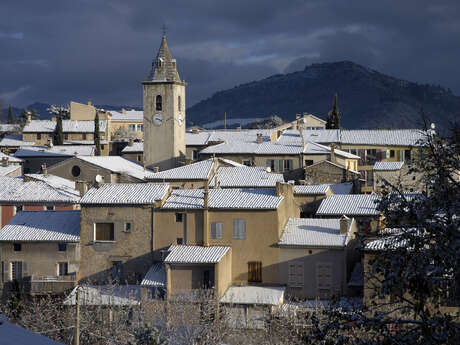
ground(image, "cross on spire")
xmin=162 ymin=24 xmax=167 ymax=36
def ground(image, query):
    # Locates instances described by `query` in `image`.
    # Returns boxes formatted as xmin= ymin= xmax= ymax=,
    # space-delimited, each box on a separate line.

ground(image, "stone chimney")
xmin=128 ymin=138 xmax=134 ymax=147
xmin=153 ymin=167 xmax=160 ymax=173
xmin=88 ymin=101 xmax=93 ymax=106
xmin=330 ymin=144 xmax=336 ymax=163
xmin=203 ymin=181 xmax=209 ymax=208
xmin=121 ymin=108 xmax=126 ymax=114
xmin=41 ymin=163 xmax=47 ymax=175
xmin=256 ymin=133 xmax=263 ymax=144
xmin=26 ymin=112 xmax=32 ymax=125
xmin=75 ymin=181 xmax=88 ymax=196
xmin=275 ymin=181 xmax=294 ymax=197
xmin=1 ymin=157 xmax=9 ymax=167
xmin=340 ymin=215 xmax=350 ymax=234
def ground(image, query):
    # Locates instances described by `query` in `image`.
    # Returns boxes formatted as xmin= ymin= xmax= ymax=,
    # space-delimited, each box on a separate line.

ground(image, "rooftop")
xmin=373 ymin=161 xmax=405 ymax=171
xmin=121 ymin=142 xmax=144 ymax=153
xmin=24 ymin=174 xmax=76 ymax=191
xmin=146 ymin=158 xmax=216 ymax=180
xmin=0 ymin=135 xmax=35 ymax=147
xmin=0 ymin=210 xmax=80 ymax=242
xmin=109 ymin=110 xmax=143 ymax=122
xmin=0 ymin=165 xmax=21 ymax=176
xmin=64 ymin=285 xmax=141 ymax=306
xmin=23 ymin=120 xmax=107 ymax=133
xmin=278 ymin=218 xmax=354 ymax=247
xmin=316 ymin=194 xmax=380 ymax=216
xmin=14 ymin=145 xmax=94 ymax=157
xmin=141 ymin=263 xmax=166 ymax=287
xmin=210 ymin=166 xmax=284 ymax=188
xmin=293 ymin=184 xmax=331 ymax=195
xmin=76 ymin=156 xmax=153 ymax=180
xmin=162 ymin=188 xmax=284 ymax=210
xmin=81 ymin=183 xmax=169 ymax=204
xmin=0 ymin=151 xmax=23 ymax=163
xmin=164 ymin=245 xmax=231 ymax=264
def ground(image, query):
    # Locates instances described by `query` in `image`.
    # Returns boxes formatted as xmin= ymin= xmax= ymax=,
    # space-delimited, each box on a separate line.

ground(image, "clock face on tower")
xmin=152 ymin=113 xmax=164 ymax=126
xmin=178 ymin=115 xmax=183 ymax=126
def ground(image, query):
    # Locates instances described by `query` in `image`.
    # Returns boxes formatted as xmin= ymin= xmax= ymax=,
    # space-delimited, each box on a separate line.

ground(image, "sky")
xmin=1 ymin=0 xmax=459 ymax=109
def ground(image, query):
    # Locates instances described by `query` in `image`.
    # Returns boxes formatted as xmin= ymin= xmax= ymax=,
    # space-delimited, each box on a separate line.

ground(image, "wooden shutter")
xmin=239 ymin=219 xmax=246 ymax=239
xmin=233 ymin=219 xmax=238 ymax=239
xmin=211 ymin=223 xmax=217 ymax=239
xmin=248 ymin=261 xmax=262 ymax=282
xmin=288 ymin=263 xmax=297 ymax=287
xmin=216 ymin=223 xmax=223 ymax=239
xmin=296 ymin=262 xmax=304 ymax=287
xmin=316 ymin=262 xmax=332 ymax=290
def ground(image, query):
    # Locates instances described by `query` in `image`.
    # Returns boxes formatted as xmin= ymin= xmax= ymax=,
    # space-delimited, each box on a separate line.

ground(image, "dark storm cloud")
xmin=1 ymin=0 xmax=459 ymax=108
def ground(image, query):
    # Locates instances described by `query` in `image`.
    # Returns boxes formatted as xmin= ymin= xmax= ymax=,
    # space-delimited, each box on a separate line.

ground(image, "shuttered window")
xmin=211 ymin=222 xmax=223 ymax=239
xmin=248 ymin=261 xmax=262 ymax=282
xmin=95 ymin=223 xmax=114 ymax=241
xmin=58 ymin=262 xmax=68 ymax=276
xmin=233 ymin=219 xmax=246 ymax=240
xmin=288 ymin=261 xmax=304 ymax=287
xmin=11 ymin=261 xmax=23 ymax=280
xmin=316 ymin=262 xmax=332 ymax=291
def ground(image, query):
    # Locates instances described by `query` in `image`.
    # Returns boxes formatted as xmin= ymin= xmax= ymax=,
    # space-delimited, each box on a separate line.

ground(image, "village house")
xmin=0 ymin=153 xmax=23 ymax=177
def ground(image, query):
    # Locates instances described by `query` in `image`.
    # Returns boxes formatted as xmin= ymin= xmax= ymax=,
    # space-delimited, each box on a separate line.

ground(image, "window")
xmin=365 ymin=149 xmax=377 ymax=165
xmin=178 ymin=96 xmax=182 ymax=112
xmin=243 ymin=160 xmax=251 ymax=166
xmin=64 ymin=134 xmax=69 ymax=140
xmin=46 ymin=205 xmax=54 ymax=211
xmin=13 ymin=243 xmax=22 ymax=252
xmin=211 ymin=222 xmax=223 ymax=239
xmin=192 ymin=150 xmax=199 ymax=161
xmin=266 ymin=159 xmax=275 ymax=171
xmin=11 ymin=261 xmax=23 ymax=280
xmin=137 ymin=124 xmax=144 ymax=132
xmin=15 ymin=205 xmax=23 ymax=215
xmin=288 ymin=261 xmax=304 ymax=287
xmin=175 ymin=213 xmax=183 ymax=222
xmin=305 ymin=160 xmax=314 ymax=166
xmin=137 ymin=155 xmax=142 ymax=162
xmin=284 ymin=160 xmax=293 ymax=171
xmin=82 ymin=133 xmax=87 ymax=140
xmin=156 ymin=95 xmax=162 ymax=111
xmin=37 ymin=133 xmax=41 ymax=140
xmin=316 ymin=262 xmax=332 ymax=292
xmin=71 ymin=165 xmax=81 ymax=177
xmin=124 ymin=222 xmax=132 ymax=232
xmin=101 ymin=144 xmax=105 ymax=150
xmin=176 ymin=238 xmax=183 ymax=245
xmin=233 ymin=219 xmax=246 ymax=240
xmin=386 ymin=149 xmax=395 ymax=159
xmin=248 ymin=261 xmax=262 ymax=282
xmin=349 ymin=149 xmax=358 ymax=156
xmin=129 ymin=124 xmax=136 ymax=131
xmin=112 ymin=261 xmax=124 ymax=281
xmin=94 ymin=223 xmax=114 ymax=241
xmin=58 ymin=243 xmax=67 ymax=252
xmin=58 ymin=262 xmax=68 ymax=276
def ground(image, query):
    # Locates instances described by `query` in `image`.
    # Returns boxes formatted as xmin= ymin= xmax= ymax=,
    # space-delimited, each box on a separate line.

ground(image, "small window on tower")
xmin=178 ymin=96 xmax=182 ymax=112
xmin=156 ymin=95 xmax=162 ymax=111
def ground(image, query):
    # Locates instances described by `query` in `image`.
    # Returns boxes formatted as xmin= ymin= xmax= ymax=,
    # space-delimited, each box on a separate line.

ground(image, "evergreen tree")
xmin=54 ymin=115 xmax=64 ymax=145
xmin=18 ymin=108 xmax=39 ymax=126
xmin=94 ymin=111 xmax=101 ymax=156
xmin=7 ymin=104 xmax=14 ymax=124
xmin=326 ymin=93 xmax=341 ymax=129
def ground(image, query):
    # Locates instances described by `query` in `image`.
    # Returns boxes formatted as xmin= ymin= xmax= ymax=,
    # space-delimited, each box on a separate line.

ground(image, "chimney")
xmin=1 ymin=157 xmax=9 ymax=167
xmin=303 ymin=112 xmax=309 ymax=117
xmin=191 ymin=128 xmax=200 ymax=134
xmin=26 ymin=112 xmax=32 ymax=125
xmin=296 ymin=114 xmax=301 ymax=120
xmin=128 ymin=138 xmax=134 ymax=147
xmin=203 ymin=181 xmax=209 ymax=208
xmin=153 ymin=167 xmax=160 ymax=173
xmin=41 ymin=163 xmax=47 ymax=175
xmin=75 ymin=181 xmax=88 ymax=196
xmin=88 ymin=101 xmax=93 ymax=106
xmin=256 ymin=133 xmax=263 ymax=144
xmin=47 ymin=138 xmax=53 ymax=148
xmin=275 ymin=181 xmax=293 ymax=197
xmin=330 ymin=144 xmax=336 ymax=163
xmin=121 ymin=108 xmax=126 ymax=114
xmin=340 ymin=215 xmax=350 ymax=234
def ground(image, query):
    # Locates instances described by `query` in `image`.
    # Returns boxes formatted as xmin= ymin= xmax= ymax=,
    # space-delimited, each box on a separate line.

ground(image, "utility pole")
xmin=224 ymin=112 xmax=227 ymax=130
xmin=74 ymin=287 xmax=80 ymax=345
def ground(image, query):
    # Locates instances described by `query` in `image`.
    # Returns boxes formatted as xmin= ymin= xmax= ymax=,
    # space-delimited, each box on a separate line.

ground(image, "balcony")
xmin=21 ymin=275 xmax=76 ymax=295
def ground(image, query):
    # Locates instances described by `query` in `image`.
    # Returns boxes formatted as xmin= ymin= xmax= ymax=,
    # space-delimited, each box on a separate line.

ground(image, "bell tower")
xmin=143 ymin=35 xmax=186 ymax=171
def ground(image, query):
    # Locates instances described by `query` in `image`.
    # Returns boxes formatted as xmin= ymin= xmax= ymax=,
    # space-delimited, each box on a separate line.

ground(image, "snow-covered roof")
xmin=0 ymin=176 xmax=80 ymax=203
xmin=365 ymin=234 xmax=409 ymax=251
xmin=146 ymin=159 xmax=215 ymax=180
xmin=0 ymin=124 xmax=20 ymax=133
xmin=109 ymin=110 xmax=143 ymax=122
xmin=293 ymin=184 xmax=330 ymax=195
xmin=14 ymin=145 xmax=94 ymax=157
xmin=278 ymin=129 xmax=340 ymax=144
xmin=0 ymin=151 xmax=23 ymax=163
xmin=0 ymin=210 xmax=80 ymax=242
xmin=0 ymin=165 xmax=21 ymax=176
xmin=0 ymin=135 xmax=34 ymax=147
xmin=316 ymin=194 xmax=380 ymax=216
xmin=64 ymin=285 xmax=141 ymax=306
xmin=0 ymin=314 xmax=64 ymax=345
xmin=81 ymin=183 xmax=169 ymax=204
xmin=186 ymin=131 xmax=211 ymax=146
xmin=210 ymin=166 xmax=284 ymax=188
xmin=278 ymin=218 xmax=354 ymax=247
xmin=121 ymin=142 xmax=143 ymax=153
xmin=220 ymin=286 xmax=285 ymax=306
xmin=305 ymin=159 xmax=360 ymax=174
xmin=329 ymin=182 xmax=354 ymax=195
xmin=161 ymin=188 xmax=284 ymax=210
xmin=23 ymin=120 xmax=107 ymax=133
xmin=373 ymin=161 xmax=404 ymax=171
xmin=141 ymin=263 xmax=166 ymax=287
xmin=24 ymin=174 xmax=76 ymax=191
xmin=164 ymin=245 xmax=231 ymax=264
xmin=76 ymin=156 xmax=153 ymax=180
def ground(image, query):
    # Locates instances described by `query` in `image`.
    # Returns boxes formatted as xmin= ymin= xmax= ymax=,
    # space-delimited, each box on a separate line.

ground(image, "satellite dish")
xmin=266 ymin=167 xmax=271 ymax=173
xmin=95 ymin=174 xmax=103 ymax=183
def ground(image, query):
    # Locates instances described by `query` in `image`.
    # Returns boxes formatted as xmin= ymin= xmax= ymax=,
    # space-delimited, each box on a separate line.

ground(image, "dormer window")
xmin=156 ymin=95 xmax=162 ymax=111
